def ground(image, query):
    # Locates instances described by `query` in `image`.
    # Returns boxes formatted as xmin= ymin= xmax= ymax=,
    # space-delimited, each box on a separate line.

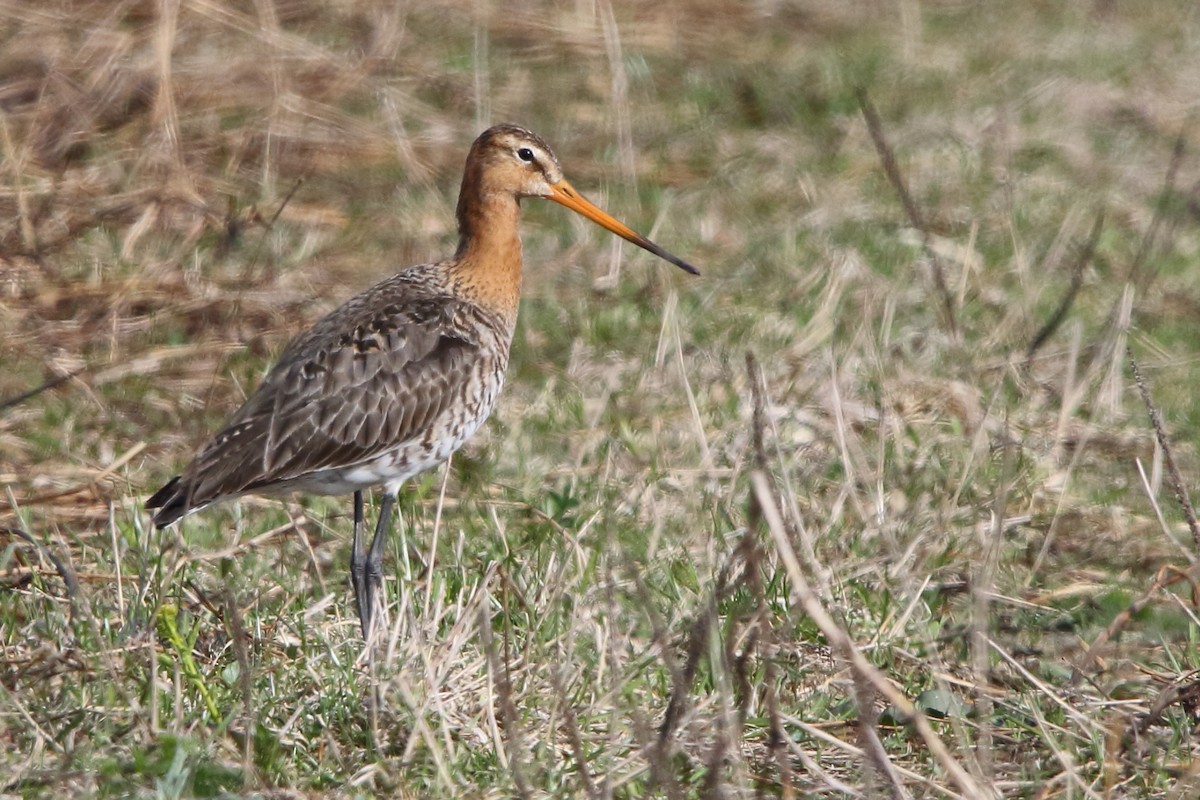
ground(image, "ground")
xmin=3 ymin=1 xmax=1200 ymax=797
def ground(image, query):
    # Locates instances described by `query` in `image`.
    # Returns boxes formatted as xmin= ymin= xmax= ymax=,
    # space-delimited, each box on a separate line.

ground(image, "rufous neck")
xmin=450 ymin=189 xmax=524 ymax=323
xmin=455 ymin=188 xmax=521 ymax=259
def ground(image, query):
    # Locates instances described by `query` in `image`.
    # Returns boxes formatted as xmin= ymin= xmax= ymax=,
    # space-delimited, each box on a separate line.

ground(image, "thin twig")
xmin=1127 ymin=346 xmax=1200 ymax=548
xmin=1070 ymin=565 xmax=1196 ymax=684
xmin=624 ymin=569 xmax=684 ymax=799
xmin=657 ymin=587 xmax=714 ymax=743
xmin=0 ymin=525 xmax=80 ymax=604
xmin=265 ymin=177 xmax=305 ymax=231
xmin=626 ymin=698 xmax=683 ymax=800
xmin=744 ymin=351 xmax=795 ymax=797
xmin=222 ymin=589 xmax=256 ymax=789
xmin=1127 ymin=128 xmax=1187 ymax=293
xmin=747 ymin=352 xmax=768 ymax=499
xmin=972 ymin=412 xmax=1014 ymax=782
xmin=1128 ymin=662 xmax=1200 ymax=740
xmin=240 ymin=177 xmax=305 ymax=284
xmin=857 ymin=87 xmax=958 ymax=337
xmin=0 ymin=370 xmax=80 ymax=413
xmin=1087 ymin=128 xmax=1188 ymax=378
xmin=1025 ymin=213 xmax=1104 ymax=363
xmin=550 ymin=668 xmax=599 ymax=800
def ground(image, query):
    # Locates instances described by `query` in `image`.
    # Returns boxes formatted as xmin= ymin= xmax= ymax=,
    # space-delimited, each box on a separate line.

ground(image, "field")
xmin=4 ymin=0 xmax=1200 ymax=797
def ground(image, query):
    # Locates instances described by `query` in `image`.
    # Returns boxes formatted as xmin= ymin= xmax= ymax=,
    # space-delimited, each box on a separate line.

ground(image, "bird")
xmin=146 ymin=123 xmax=700 ymax=640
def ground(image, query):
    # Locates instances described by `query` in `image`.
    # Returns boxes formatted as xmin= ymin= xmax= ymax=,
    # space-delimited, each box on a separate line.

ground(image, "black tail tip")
xmin=145 ymin=476 xmax=186 ymax=528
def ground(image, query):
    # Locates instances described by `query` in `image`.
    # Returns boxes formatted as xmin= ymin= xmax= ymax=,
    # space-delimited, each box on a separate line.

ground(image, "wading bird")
xmin=147 ymin=124 xmax=699 ymax=638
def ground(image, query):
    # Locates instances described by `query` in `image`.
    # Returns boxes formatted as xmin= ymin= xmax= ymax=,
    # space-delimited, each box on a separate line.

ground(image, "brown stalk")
xmin=221 ymin=588 xmax=256 ymax=788
xmin=1071 ymin=565 xmax=1199 ymax=685
xmin=0 ymin=371 xmax=80 ymax=413
xmin=856 ymin=87 xmax=958 ymax=338
xmin=1086 ymin=128 xmax=1188 ymax=380
xmin=1127 ymin=128 xmax=1187 ymax=294
xmin=699 ymin=682 xmax=732 ymax=797
xmin=479 ymin=605 xmax=532 ymax=800
xmin=655 ymin=581 xmax=714 ymax=744
xmin=626 ymin=697 xmax=683 ymax=800
xmin=550 ymin=668 xmax=598 ymax=800
xmin=0 ymin=525 xmax=80 ymax=608
xmin=745 ymin=352 xmax=795 ymax=797
xmin=971 ymin=414 xmax=1014 ymax=782
xmin=1025 ymin=213 xmax=1104 ymax=364
xmin=1129 ymin=667 xmax=1200 ymax=740
xmin=239 ymin=177 xmax=305 ymax=284
xmin=625 ymin=569 xmax=684 ymax=799
xmin=1127 ymin=346 xmax=1200 ymax=548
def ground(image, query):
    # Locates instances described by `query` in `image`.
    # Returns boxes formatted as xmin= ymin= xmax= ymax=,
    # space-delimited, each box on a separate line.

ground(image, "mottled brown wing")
xmin=151 ymin=292 xmax=496 ymax=524
xmin=261 ymin=315 xmax=479 ymax=482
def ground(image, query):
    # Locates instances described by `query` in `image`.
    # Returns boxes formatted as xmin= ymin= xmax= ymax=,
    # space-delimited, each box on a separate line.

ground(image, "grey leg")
xmin=350 ymin=490 xmax=368 ymax=636
xmin=351 ymin=491 xmax=395 ymax=639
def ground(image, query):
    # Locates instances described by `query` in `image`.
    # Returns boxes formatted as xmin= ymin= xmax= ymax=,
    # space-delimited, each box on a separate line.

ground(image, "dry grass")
xmin=4 ymin=0 xmax=1200 ymax=797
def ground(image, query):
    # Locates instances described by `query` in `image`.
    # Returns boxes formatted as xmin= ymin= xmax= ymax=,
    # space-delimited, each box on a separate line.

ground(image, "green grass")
xmin=4 ymin=0 xmax=1200 ymax=797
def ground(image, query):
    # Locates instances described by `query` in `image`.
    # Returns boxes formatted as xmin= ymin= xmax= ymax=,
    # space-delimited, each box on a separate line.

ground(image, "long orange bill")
xmin=547 ymin=179 xmax=701 ymax=276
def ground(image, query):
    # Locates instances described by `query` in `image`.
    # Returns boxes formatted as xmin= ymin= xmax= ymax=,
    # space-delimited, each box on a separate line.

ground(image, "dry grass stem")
xmin=753 ymin=472 xmax=988 ymax=800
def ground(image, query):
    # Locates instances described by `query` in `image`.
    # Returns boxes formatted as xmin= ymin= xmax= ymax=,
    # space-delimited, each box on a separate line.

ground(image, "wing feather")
xmin=151 ymin=273 xmax=508 ymax=524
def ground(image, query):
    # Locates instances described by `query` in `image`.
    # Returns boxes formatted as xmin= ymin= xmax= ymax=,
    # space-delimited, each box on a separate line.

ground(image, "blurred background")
xmin=4 ymin=1 xmax=1200 ymax=796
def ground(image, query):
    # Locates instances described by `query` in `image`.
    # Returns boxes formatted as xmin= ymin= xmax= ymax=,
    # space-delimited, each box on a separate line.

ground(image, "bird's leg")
xmin=364 ymin=493 xmax=395 ymax=635
xmin=352 ymin=491 xmax=396 ymax=639
xmin=350 ymin=490 xmax=369 ymax=637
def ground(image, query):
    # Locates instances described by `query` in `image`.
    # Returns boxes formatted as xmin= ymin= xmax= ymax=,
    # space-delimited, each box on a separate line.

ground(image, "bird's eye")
xmin=516 ymin=147 xmax=535 ymax=163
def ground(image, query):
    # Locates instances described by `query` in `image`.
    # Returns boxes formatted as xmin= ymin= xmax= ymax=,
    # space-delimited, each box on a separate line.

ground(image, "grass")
xmin=4 ymin=0 xmax=1200 ymax=796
